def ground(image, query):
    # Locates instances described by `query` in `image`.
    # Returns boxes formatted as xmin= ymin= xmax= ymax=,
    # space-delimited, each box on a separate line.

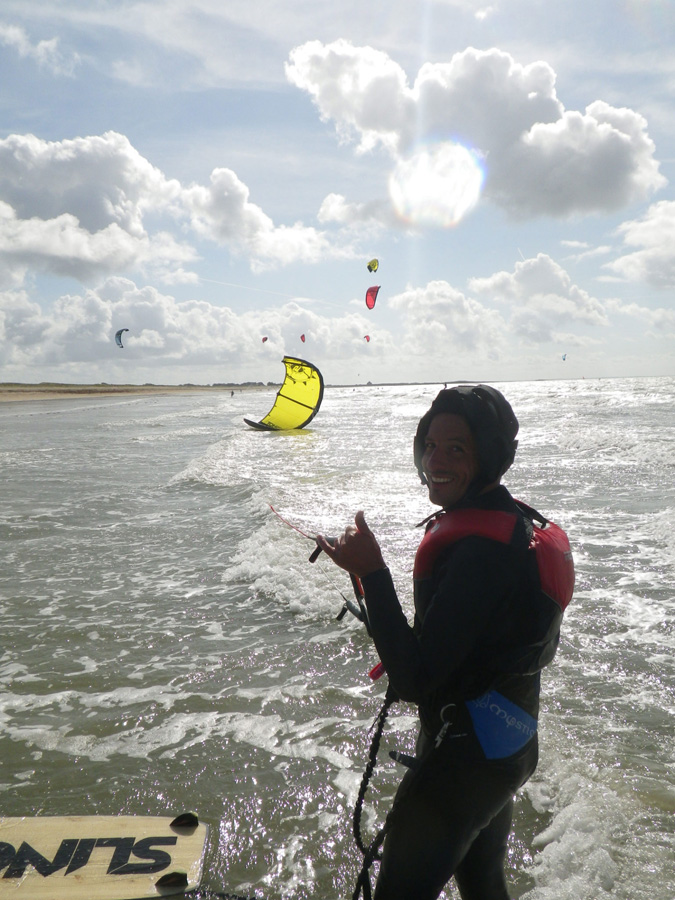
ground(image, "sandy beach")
xmin=0 ymin=383 xmax=268 ymax=403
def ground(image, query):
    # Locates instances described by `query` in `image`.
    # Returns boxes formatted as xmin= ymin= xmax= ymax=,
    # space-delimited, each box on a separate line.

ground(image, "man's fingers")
xmin=315 ymin=534 xmax=336 ymax=558
xmin=355 ymin=510 xmax=373 ymax=536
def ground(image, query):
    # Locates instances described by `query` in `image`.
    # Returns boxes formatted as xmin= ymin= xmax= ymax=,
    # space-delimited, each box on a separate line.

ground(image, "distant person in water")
xmin=318 ymin=384 xmax=574 ymax=900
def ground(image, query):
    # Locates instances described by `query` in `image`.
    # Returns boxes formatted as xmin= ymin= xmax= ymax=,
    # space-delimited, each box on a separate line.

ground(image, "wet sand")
xmin=0 ymin=383 xmax=266 ymax=403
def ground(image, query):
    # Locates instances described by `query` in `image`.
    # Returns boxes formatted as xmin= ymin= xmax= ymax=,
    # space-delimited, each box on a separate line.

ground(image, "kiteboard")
xmin=243 ymin=418 xmax=274 ymax=431
xmin=0 ymin=812 xmax=208 ymax=899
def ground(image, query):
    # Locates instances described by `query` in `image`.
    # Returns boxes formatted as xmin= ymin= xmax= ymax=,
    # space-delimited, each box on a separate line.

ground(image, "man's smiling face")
xmin=421 ymin=413 xmax=479 ymax=509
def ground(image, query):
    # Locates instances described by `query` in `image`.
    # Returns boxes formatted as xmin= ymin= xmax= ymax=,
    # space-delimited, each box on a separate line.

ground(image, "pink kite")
xmin=365 ymin=286 xmax=380 ymax=310
xmin=301 ymin=334 xmax=306 ymax=342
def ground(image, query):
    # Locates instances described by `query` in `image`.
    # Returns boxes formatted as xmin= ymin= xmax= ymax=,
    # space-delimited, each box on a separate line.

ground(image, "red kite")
xmin=365 ymin=286 xmax=380 ymax=310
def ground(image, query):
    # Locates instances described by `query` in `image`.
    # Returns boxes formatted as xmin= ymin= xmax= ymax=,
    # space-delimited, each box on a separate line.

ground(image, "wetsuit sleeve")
xmin=361 ymin=538 xmax=522 ymax=704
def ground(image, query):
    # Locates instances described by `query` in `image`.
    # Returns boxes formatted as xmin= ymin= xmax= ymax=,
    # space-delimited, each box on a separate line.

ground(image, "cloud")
xmin=287 ymin=40 xmax=411 ymax=154
xmin=0 ymin=132 xmax=347 ymax=286
xmin=0 ymin=291 xmax=52 ymax=365
xmin=0 ymin=131 xmax=182 ymax=234
xmin=561 ymin=243 xmax=612 ymax=263
xmin=604 ymin=297 xmax=675 ymax=333
xmin=0 ymin=201 xmax=196 ymax=288
xmin=389 ymin=280 xmax=508 ymax=359
xmin=317 ymin=193 xmax=393 ymax=227
xmin=605 ymin=200 xmax=675 ymax=288
xmin=2 ymin=256 xmax=669 ymax=381
xmin=287 ymin=41 xmax=666 ymax=224
xmin=497 ymin=100 xmax=665 ymax=217
xmin=0 ymin=21 xmax=80 ymax=75
xmin=468 ymin=253 xmax=609 ymax=342
xmin=560 ymin=240 xmax=590 ymax=249
xmin=474 ymin=5 xmax=497 ymax=21
xmin=183 ymin=168 xmax=339 ymax=269
xmin=0 ymin=277 xmax=392 ymax=373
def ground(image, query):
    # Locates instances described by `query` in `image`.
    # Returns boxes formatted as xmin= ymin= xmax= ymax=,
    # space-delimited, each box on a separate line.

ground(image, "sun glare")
xmin=389 ymin=141 xmax=485 ymax=228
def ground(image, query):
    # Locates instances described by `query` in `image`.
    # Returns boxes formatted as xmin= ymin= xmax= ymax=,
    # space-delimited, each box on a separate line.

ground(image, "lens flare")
xmin=389 ymin=141 xmax=485 ymax=228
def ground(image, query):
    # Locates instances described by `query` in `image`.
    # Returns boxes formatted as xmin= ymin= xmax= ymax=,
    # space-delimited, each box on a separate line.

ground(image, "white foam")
xmin=523 ymin=767 xmax=623 ymax=898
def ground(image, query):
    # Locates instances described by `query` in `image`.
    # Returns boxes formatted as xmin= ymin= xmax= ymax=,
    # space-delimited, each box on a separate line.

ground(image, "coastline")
xmin=0 ymin=383 xmax=269 ymax=403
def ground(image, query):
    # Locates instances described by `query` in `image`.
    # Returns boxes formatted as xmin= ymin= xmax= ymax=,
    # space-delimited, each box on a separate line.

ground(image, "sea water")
xmin=0 ymin=377 xmax=673 ymax=899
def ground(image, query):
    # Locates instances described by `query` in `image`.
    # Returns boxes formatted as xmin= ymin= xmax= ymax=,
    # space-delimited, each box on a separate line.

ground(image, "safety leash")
xmin=351 ymin=685 xmax=398 ymax=899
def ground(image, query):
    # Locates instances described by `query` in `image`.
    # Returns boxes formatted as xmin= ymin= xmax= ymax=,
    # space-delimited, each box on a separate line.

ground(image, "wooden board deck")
xmin=0 ymin=814 xmax=208 ymax=899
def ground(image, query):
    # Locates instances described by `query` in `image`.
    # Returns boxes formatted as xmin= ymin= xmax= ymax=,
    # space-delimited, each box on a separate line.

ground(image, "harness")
xmin=414 ymin=500 xmax=574 ymax=675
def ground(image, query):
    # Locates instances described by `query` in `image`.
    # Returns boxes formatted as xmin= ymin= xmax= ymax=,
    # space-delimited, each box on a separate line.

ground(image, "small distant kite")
xmin=562 ymin=353 xmax=567 ymax=361
xmin=364 ymin=335 xmax=370 ymax=342
xmin=262 ymin=336 xmax=268 ymax=343
xmin=367 ymin=258 xmax=379 ymax=273
xmin=301 ymin=334 xmax=306 ymax=343
xmin=115 ymin=328 xmax=129 ymax=349
xmin=365 ymin=286 xmax=380 ymax=310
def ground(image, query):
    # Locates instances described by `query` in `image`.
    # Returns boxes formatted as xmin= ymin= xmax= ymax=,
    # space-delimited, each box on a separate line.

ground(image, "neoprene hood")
xmin=414 ymin=384 xmax=519 ymax=489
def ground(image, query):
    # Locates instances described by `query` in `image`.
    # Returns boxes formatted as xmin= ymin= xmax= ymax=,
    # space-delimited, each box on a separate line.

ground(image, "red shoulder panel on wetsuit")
xmin=414 ymin=509 xmax=517 ymax=580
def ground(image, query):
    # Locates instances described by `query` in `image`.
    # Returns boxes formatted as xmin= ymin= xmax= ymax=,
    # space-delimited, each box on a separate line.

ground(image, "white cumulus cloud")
xmin=0 ymin=131 xmax=348 ymax=286
xmin=286 ymin=39 xmax=410 ymax=154
xmin=0 ymin=201 xmax=195 ymax=288
xmin=0 ymin=277 xmax=393 ymax=375
xmin=468 ymin=254 xmax=608 ymax=343
xmin=605 ymin=200 xmax=675 ymax=288
xmin=389 ymin=280 xmax=508 ymax=359
xmin=182 ymin=167 xmax=334 ymax=267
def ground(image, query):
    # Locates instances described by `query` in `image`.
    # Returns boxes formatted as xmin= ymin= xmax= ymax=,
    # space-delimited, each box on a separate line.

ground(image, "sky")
xmin=0 ymin=0 xmax=674 ymax=386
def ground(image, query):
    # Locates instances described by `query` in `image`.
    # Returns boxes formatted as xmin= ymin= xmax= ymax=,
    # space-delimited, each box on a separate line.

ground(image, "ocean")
xmin=1 ymin=376 xmax=674 ymax=899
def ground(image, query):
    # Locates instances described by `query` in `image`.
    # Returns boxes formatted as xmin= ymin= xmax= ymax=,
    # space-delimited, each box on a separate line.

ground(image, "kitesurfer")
xmin=317 ymin=384 xmax=573 ymax=900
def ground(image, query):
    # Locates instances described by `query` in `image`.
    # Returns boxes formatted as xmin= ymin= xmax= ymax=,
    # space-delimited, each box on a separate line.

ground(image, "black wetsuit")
xmin=360 ymin=486 xmax=542 ymax=900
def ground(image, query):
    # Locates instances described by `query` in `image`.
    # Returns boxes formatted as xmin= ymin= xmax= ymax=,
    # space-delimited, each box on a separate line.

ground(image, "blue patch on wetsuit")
xmin=466 ymin=691 xmax=537 ymax=759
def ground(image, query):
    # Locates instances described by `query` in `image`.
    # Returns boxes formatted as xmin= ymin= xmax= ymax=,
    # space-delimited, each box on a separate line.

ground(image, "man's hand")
xmin=316 ymin=510 xmax=386 ymax=578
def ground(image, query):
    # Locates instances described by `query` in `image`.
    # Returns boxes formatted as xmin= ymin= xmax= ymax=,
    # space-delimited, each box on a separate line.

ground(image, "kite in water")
xmin=115 ymin=328 xmax=129 ymax=348
xmin=365 ymin=286 xmax=380 ymax=310
xmin=367 ymin=258 xmax=379 ymax=273
xmin=244 ymin=356 xmax=324 ymax=431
